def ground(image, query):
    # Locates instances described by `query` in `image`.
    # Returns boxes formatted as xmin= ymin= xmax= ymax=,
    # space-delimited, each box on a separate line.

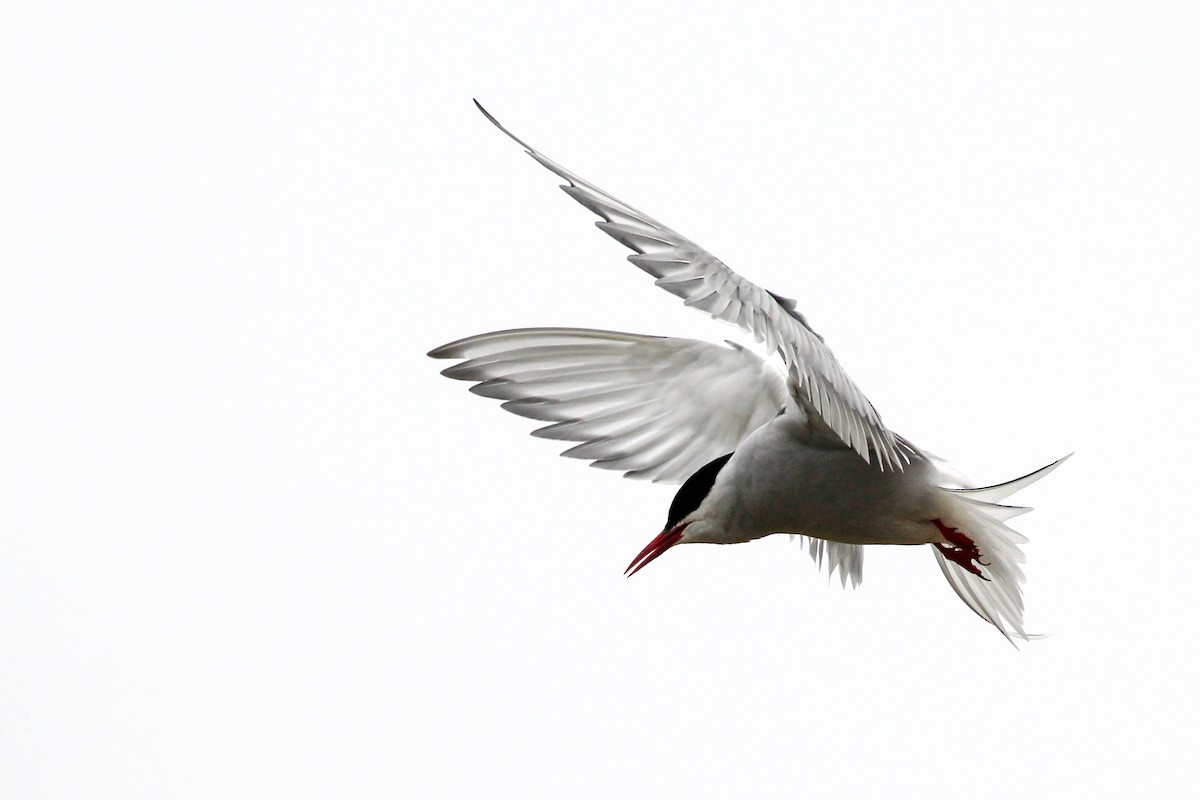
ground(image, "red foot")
xmin=931 ymin=519 xmax=990 ymax=580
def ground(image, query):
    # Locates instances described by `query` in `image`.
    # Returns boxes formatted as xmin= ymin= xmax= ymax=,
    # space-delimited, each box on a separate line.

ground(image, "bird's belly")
xmin=725 ymin=428 xmax=941 ymax=546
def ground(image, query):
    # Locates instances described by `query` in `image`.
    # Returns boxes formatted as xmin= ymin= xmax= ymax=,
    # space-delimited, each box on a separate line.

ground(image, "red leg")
xmin=931 ymin=519 xmax=990 ymax=580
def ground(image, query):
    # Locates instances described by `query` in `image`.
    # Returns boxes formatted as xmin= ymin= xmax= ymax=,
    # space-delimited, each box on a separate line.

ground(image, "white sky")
xmin=2 ymin=1 xmax=1198 ymax=797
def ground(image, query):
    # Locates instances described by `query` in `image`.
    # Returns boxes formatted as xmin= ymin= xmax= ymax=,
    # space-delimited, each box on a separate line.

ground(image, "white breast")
xmin=684 ymin=415 xmax=941 ymax=547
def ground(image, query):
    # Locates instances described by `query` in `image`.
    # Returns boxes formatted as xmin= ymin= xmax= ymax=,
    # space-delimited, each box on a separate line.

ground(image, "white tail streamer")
xmin=932 ymin=455 xmax=1071 ymax=644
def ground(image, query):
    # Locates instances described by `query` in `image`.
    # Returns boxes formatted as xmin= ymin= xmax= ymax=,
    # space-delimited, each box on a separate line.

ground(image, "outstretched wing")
xmin=429 ymin=328 xmax=788 ymax=484
xmin=474 ymin=101 xmax=905 ymax=470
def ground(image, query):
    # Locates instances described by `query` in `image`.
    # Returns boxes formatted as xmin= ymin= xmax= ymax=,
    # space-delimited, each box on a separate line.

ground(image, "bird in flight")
xmin=430 ymin=101 xmax=1068 ymax=643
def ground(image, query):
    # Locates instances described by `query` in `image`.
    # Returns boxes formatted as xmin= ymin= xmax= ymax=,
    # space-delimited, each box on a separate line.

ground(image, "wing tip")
xmin=473 ymin=98 xmax=535 ymax=152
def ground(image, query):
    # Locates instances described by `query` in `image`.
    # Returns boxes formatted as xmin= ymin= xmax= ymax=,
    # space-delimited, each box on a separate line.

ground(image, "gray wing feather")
xmin=430 ymin=327 xmax=787 ymax=484
xmin=474 ymin=102 xmax=904 ymax=470
xmin=800 ymin=537 xmax=865 ymax=589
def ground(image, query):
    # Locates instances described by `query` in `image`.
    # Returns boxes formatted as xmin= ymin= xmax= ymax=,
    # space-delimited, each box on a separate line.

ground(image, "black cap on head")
xmin=664 ymin=453 xmax=733 ymax=531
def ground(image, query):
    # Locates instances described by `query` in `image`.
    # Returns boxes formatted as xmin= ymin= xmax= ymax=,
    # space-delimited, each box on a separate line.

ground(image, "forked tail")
xmin=932 ymin=455 xmax=1071 ymax=645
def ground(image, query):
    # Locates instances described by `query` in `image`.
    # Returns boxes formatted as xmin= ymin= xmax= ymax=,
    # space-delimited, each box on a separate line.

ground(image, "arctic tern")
xmin=430 ymin=102 xmax=1067 ymax=643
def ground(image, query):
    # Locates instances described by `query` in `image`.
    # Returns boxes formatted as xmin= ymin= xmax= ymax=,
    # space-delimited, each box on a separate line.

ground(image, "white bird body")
xmin=687 ymin=414 xmax=941 ymax=548
xmin=431 ymin=102 xmax=1068 ymax=643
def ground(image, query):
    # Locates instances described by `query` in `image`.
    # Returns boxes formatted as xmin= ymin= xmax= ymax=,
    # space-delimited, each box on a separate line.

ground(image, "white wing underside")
xmin=473 ymin=102 xmax=906 ymax=471
xmin=430 ymin=328 xmax=788 ymax=484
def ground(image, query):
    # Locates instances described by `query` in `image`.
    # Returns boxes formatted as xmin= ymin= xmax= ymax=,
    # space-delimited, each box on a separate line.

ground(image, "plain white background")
xmin=2 ymin=1 xmax=1198 ymax=797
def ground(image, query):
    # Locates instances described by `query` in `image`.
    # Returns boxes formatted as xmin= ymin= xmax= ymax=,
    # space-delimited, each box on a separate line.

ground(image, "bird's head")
xmin=625 ymin=453 xmax=733 ymax=576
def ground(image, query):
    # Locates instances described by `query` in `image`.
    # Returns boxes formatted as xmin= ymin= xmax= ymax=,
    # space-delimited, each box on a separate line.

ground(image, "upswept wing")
xmin=429 ymin=328 xmax=787 ymax=484
xmin=474 ymin=102 xmax=905 ymax=470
